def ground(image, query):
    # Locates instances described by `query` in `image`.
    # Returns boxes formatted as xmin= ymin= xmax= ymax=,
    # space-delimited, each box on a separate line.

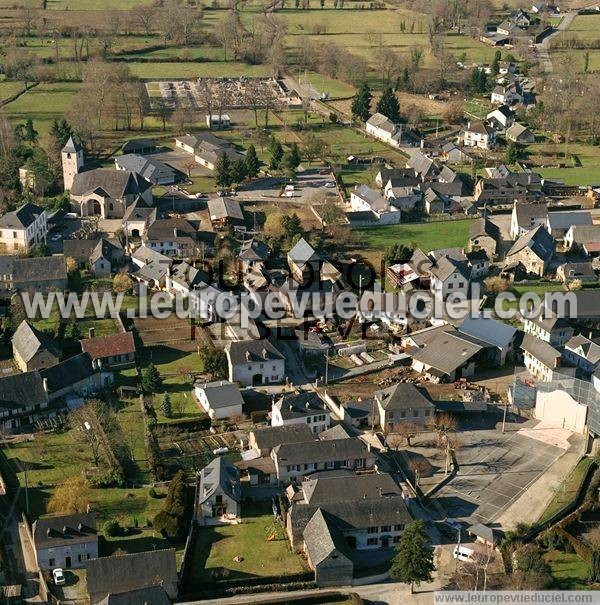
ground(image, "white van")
xmin=453 ymin=545 xmax=475 ymax=562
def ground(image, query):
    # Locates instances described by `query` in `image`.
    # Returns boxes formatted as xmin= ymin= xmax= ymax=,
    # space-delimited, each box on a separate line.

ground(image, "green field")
xmin=189 ymin=501 xmax=306 ymax=585
xmin=354 ymin=219 xmax=475 ymax=259
xmin=546 ymin=551 xmax=590 ymax=590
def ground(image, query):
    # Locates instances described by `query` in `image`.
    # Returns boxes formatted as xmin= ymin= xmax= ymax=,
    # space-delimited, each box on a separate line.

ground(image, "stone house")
xmin=12 ymin=320 xmax=61 ymax=373
xmin=0 ymin=202 xmax=47 ymax=254
xmin=195 ymin=457 xmax=241 ymax=525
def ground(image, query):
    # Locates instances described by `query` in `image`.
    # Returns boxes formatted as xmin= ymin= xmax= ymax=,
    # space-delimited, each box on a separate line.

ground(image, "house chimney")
xmin=42 ymin=377 xmax=48 ymax=393
xmin=88 ymin=327 xmax=95 ymax=339
xmin=262 ymin=347 xmax=268 ymax=359
xmin=245 ymin=350 xmax=251 ymax=361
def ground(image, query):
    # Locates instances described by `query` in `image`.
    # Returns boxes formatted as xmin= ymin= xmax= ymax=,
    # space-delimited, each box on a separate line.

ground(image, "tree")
xmin=491 ymin=50 xmax=501 ymax=75
xmin=65 ymin=321 xmax=82 ymax=342
xmin=245 ymin=144 xmax=260 ymax=179
xmin=200 ymin=348 xmax=228 ymax=380
xmin=389 ymin=422 xmax=419 ymax=447
xmin=112 ymin=273 xmax=134 ymax=293
xmin=103 ymin=520 xmax=122 ymax=537
xmin=351 ymin=81 xmax=372 ymax=121
xmin=47 ymin=476 xmax=90 ymax=515
xmin=504 ymin=140 xmax=521 ymax=165
xmin=215 ymin=153 xmax=233 ymax=188
xmin=390 ymin=519 xmax=435 ymax=593
xmin=142 ymin=363 xmax=162 ymax=393
xmin=282 ymin=213 xmax=303 ymax=239
xmin=376 ymin=86 xmax=400 ymax=123
xmin=443 ymin=100 xmax=464 ymax=125
xmin=28 ymin=243 xmax=50 ymax=258
xmin=426 ymin=412 xmax=457 ymax=448
xmin=269 ymin=137 xmax=284 ymax=169
xmin=589 ymin=549 xmax=600 ymax=584
xmin=303 ymin=133 xmax=326 ymax=166
xmin=263 ymin=212 xmax=285 ymax=238
xmin=65 ymin=256 xmax=78 ymax=275
xmin=320 ymin=199 xmax=345 ymax=226
xmin=161 ymin=393 xmax=173 ymax=418
xmin=231 ymin=158 xmax=248 ymax=184
xmin=153 ymin=470 xmax=187 ymax=538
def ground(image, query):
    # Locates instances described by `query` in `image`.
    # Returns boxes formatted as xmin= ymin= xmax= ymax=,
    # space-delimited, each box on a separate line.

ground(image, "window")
xmin=424 ymin=409 xmax=431 ymax=417
xmin=381 ymin=525 xmax=391 ymax=532
xmin=393 ymin=535 xmax=401 ymax=543
xmin=49 ymin=558 xmax=55 ymax=567
xmin=413 ymin=409 xmax=419 ymax=417
xmin=394 ymin=524 xmax=404 ymax=531
xmin=367 ymin=526 xmax=378 ymax=534
xmin=400 ymin=410 xmax=406 ymax=418
xmin=367 ymin=537 xmax=378 ymax=546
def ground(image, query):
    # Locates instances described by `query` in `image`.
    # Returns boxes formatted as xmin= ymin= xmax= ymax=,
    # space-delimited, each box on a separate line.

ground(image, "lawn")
xmin=128 ymin=61 xmax=271 ymax=79
xmin=353 ymin=219 xmax=475 ymax=261
xmin=546 ymin=551 xmax=590 ymax=590
xmin=527 ymin=142 xmax=600 ymax=187
xmin=537 ymin=457 xmax=594 ymax=524
xmin=116 ymin=400 xmax=151 ymax=484
xmin=189 ymin=501 xmax=307 ymax=585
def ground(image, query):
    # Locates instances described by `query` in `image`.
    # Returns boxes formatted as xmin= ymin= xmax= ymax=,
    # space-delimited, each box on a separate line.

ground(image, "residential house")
xmin=97 ymin=587 xmax=171 ymax=605
xmin=85 ymin=549 xmax=178 ymax=604
xmin=115 ymin=154 xmax=177 ymax=186
xmin=69 ymin=169 xmax=153 ymax=219
xmin=32 ymin=513 xmax=98 ymax=569
xmin=522 ymin=333 xmax=561 ymax=381
xmin=350 ymin=185 xmax=401 ymax=225
xmin=365 ymin=113 xmax=403 ymax=147
xmin=131 ymin=246 xmax=173 ymax=289
xmin=474 ymin=172 xmax=542 ymax=204
xmin=556 ymin=261 xmax=596 ymax=285
xmin=225 ymin=339 xmax=285 ymax=386
xmin=194 ymin=380 xmax=244 ymax=420
xmin=40 ymin=352 xmax=114 ymax=403
xmin=564 ymin=225 xmax=600 ymax=255
xmin=248 ymin=424 xmax=315 ymax=456
xmin=287 ymin=237 xmax=322 ymax=284
xmin=208 ymin=196 xmax=244 ymax=228
xmin=271 ymin=437 xmax=376 ymax=482
xmin=509 ymin=9 xmax=532 ymax=27
xmin=429 ymin=255 xmax=471 ymax=301
xmin=491 ymin=82 xmax=522 ymax=106
xmin=563 ymin=334 xmax=600 ymax=377
xmin=0 ymin=371 xmax=49 ymax=431
xmin=441 ymin=142 xmax=474 ymax=165
xmin=80 ymin=332 xmax=136 ymax=369
xmin=286 ymin=473 xmax=411 ymax=585
xmin=407 ymin=152 xmax=440 ymax=181
xmin=462 ymin=121 xmax=497 ymax=150
xmin=195 ymin=456 xmax=241 ymax=525
xmin=238 ymin=238 xmax=269 ymax=273
xmin=0 ymin=255 xmax=68 ymax=294
xmin=487 ymin=105 xmax=516 ymax=130
xmin=12 ymin=321 xmax=60 ymax=373
xmin=505 ymin=225 xmax=555 ymax=277
xmin=0 ymin=202 xmax=47 ymax=254
xmin=375 ymin=168 xmax=419 ymax=188
xmin=468 ymin=218 xmax=500 ymax=257
xmin=374 ymin=383 xmax=435 ymax=431
xmin=142 ymin=217 xmax=203 ymax=257
xmin=271 ymin=391 xmax=331 ymax=434
xmin=467 ymin=523 xmax=503 ymax=548
xmin=506 ymin=123 xmax=535 ymax=144
xmin=63 ymin=238 xmax=124 ymax=276
xmin=385 ymin=185 xmax=422 ymax=214
xmin=523 ymin=313 xmax=574 ymax=347
xmin=466 ymin=249 xmax=491 ymax=280
xmin=546 ymin=211 xmax=592 ymax=241
xmin=510 ymin=202 xmax=548 ymax=240
xmin=175 ymin=133 xmax=243 ymax=170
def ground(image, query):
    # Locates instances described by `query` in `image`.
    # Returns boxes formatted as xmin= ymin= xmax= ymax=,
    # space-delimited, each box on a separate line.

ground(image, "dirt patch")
xmin=133 ymin=316 xmax=212 ymax=350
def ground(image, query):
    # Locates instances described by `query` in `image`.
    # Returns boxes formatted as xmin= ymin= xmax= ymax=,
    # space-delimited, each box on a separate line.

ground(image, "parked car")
xmin=324 ymin=181 xmax=336 ymax=188
xmin=453 ymin=545 xmax=475 ymax=562
xmin=50 ymin=233 xmax=62 ymax=242
xmin=53 ymin=568 xmax=66 ymax=585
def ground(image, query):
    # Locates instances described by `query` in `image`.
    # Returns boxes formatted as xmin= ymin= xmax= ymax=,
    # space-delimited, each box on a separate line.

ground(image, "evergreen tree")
xmin=245 ymin=144 xmax=260 ymax=178
xmin=231 ymin=158 xmax=248 ymax=184
xmin=161 ymin=393 xmax=172 ymax=418
xmin=396 ymin=67 xmax=410 ymax=91
xmin=50 ymin=118 xmax=73 ymax=148
xmin=269 ymin=137 xmax=284 ymax=169
xmin=288 ymin=143 xmax=302 ymax=169
xmin=504 ymin=140 xmax=521 ymax=165
xmin=376 ymin=86 xmax=401 ymax=123
xmin=351 ymin=82 xmax=372 ymax=121
xmin=491 ymin=50 xmax=501 ymax=75
xmin=215 ymin=153 xmax=232 ymax=188
xmin=65 ymin=321 xmax=81 ymax=342
xmin=390 ymin=520 xmax=435 ymax=594
xmin=141 ymin=363 xmax=162 ymax=393
xmin=282 ymin=213 xmax=303 ymax=239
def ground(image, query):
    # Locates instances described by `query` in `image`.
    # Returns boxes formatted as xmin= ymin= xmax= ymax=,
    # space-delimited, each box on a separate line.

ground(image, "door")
xmin=65 ymin=556 xmax=72 ymax=568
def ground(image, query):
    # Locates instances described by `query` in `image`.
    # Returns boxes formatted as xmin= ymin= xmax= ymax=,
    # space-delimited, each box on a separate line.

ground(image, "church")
xmin=62 ymin=137 xmax=154 ymax=219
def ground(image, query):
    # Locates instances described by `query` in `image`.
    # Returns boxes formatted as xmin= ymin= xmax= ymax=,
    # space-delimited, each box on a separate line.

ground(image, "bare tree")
xmin=131 ymin=4 xmax=156 ymax=35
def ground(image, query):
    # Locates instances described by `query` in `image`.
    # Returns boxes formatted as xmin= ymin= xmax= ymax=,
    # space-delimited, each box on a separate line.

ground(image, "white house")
xmin=206 ymin=114 xmax=231 ymax=129
xmin=194 ymin=380 xmax=244 ymax=420
xmin=486 ymin=105 xmax=516 ymax=130
xmin=271 ymin=391 xmax=330 ymax=434
xmin=365 ymin=113 xmax=400 ymax=147
xmin=0 ymin=202 xmax=47 ymax=254
xmin=226 ymin=340 xmax=285 ymax=386
xmin=462 ymin=121 xmax=496 ymax=150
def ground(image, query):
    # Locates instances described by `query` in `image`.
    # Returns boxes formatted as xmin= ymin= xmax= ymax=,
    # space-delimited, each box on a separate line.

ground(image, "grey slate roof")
xmin=0 ymin=255 xmax=67 ymax=284
xmin=85 ymin=549 xmax=177 ymax=600
xmin=208 ymin=197 xmax=244 ymax=222
xmin=115 ymin=154 xmax=176 ymax=185
xmin=33 ymin=513 xmax=97 ymax=550
xmin=273 ymin=437 xmax=369 ymax=466
xmin=39 ymin=352 xmax=97 ymax=394
xmin=521 ymin=333 xmax=560 ymax=367
xmin=468 ymin=523 xmax=503 ymax=545
xmin=198 ymin=456 xmax=240 ymax=505
xmin=98 ymin=586 xmax=171 ymax=605
xmin=227 ymin=339 xmax=284 ymax=365
xmin=0 ymin=370 xmax=47 ymax=411
xmin=195 ymin=380 xmax=243 ymax=410
xmin=318 ymin=424 xmax=352 ymax=441
xmin=458 ymin=316 xmax=517 ymax=349
xmin=12 ymin=320 xmax=60 ymax=363
xmin=121 ymin=138 xmax=158 ymax=154
xmin=288 ymin=237 xmax=319 ymax=265
xmin=507 ymin=225 xmax=555 ymax=261
xmin=548 ymin=211 xmax=592 ymax=232
xmin=469 ymin=217 xmax=500 ymax=240
xmin=301 ymin=472 xmax=401 ymax=505
xmin=250 ymin=424 xmax=314 ymax=452
xmin=274 ymin=391 xmax=328 ymax=420
xmin=303 ymin=508 xmax=353 ymax=566
xmin=430 ymin=255 xmax=471 ymax=282
xmin=239 ymin=238 xmax=269 ymax=262
xmin=374 ymin=382 xmax=435 ymax=411
xmin=62 ymin=136 xmax=83 ymax=154
xmin=71 ymin=168 xmax=151 ymax=199
xmin=0 ymin=202 xmax=44 ymax=230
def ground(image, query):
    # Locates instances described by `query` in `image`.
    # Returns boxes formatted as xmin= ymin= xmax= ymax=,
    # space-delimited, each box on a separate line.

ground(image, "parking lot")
xmin=434 ymin=417 xmax=583 ymax=525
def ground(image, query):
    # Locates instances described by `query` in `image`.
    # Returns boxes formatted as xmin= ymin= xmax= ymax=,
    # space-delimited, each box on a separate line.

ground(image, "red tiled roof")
xmin=80 ymin=331 xmax=136 ymax=359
